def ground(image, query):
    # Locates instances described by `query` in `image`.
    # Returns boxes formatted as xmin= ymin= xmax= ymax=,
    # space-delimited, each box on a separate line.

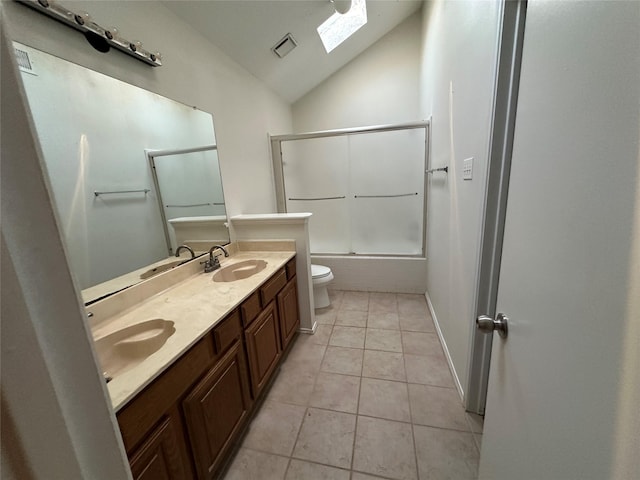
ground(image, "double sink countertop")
xmin=89 ymin=241 xmax=296 ymax=412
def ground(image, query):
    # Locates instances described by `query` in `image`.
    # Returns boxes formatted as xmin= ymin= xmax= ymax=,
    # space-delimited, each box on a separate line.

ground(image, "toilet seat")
xmin=311 ymin=264 xmax=332 ymax=279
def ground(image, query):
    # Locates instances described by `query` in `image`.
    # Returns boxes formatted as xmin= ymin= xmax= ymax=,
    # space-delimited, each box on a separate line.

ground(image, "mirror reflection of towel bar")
xmin=288 ymin=196 xmax=346 ymax=201
xmin=165 ymin=202 xmax=224 ymax=208
xmin=354 ymin=193 xmax=418 ymax=199
xmin=426 ymin=166 xmax=448 ymax=174
xmin=94 ymin=189 xmax=150 ymax=197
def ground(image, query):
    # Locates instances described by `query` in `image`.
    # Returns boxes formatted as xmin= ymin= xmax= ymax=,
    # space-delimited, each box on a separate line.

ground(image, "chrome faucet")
xmin=202 ymin=245 xmax=229 ymax=273
xmin=175 ymin=244 xmax=195 ymax=259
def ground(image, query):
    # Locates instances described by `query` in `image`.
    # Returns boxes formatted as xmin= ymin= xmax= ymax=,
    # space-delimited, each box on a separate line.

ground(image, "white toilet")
xmin=311 ymin=264 xmax=334 ymax=309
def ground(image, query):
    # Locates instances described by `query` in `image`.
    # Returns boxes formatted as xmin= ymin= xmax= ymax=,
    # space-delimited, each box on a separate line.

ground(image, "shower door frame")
xmin=146 ymin=144 xmax=221 ymax=255
xmin=270 ymin=121 xmax=430 ymax=258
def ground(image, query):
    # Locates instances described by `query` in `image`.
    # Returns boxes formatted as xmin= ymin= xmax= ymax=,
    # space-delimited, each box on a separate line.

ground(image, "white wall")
xmin=419 ymin=0 xmax=501 ymax=395
xmin=292 ymin=11 xmax=422 ymax=132
xmin=4 ymin=0 xmax=291 ymax=220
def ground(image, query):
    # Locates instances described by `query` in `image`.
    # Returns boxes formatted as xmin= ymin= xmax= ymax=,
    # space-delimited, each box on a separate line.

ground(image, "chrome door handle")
xmin=476 ymin=313 xmax=509 ymax=338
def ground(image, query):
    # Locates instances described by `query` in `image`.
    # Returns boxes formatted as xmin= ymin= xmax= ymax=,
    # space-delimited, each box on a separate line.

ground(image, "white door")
xmin=479 ymin=2 xmax=640 ymax=479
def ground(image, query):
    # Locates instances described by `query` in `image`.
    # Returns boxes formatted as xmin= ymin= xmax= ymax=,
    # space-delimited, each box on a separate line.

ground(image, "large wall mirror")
xmin=15 ymin=42 xmax=230 ymax=304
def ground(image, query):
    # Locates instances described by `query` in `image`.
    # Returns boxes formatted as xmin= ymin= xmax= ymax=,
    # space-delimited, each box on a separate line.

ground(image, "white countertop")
xmin=93 ymin=247 xmax=295 ymax=412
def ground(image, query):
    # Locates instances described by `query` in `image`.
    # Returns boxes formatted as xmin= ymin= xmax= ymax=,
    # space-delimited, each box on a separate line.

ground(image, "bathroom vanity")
xmin=90 ymin=243 xmax=299 ymax=480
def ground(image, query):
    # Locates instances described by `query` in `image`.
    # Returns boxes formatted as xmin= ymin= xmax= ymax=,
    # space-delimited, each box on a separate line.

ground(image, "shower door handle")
xmin=476 ymin=313 xmax=509 ymax=338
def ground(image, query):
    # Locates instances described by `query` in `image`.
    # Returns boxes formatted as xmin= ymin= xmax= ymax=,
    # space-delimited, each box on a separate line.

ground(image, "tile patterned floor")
xmin=223 ymin=290 xmax=482 ymax=480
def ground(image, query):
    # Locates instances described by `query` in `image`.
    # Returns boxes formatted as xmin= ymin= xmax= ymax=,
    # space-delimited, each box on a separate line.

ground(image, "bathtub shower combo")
xmin=271 ymin=123 xmax=429 ymax=305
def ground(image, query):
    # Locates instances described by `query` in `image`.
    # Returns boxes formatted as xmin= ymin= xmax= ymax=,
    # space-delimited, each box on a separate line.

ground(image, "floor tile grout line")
xmin=285 ymin=456 xmax=355 ymax=476
xmin=281 ymin=336 xmax=328 ymax=470
xmin=407 ymin=381 xmax=458 ymax=391
xmin=472 ymin=432 xmax=482 ymax=454
xmin=363 ymin=347 xmax=404 ymax=354
xmin=411 ymin=422 xmax=420 ymax=480
xmin=405 ymin=369 xmax=421 ymax=480
xmin=238 ymin=446 xmax=292 ymax=458
xmin=287 ymin=405 xmax=311 ymax=469
xmin=354 ymin=300 xmax=370 ymax=476
xmin=350 ymin=344 xmax=364 ymax=474
xmin=360 ymin=376 xmax=411 ymax=385
xmin=260 ymin=395 xmax=474 ymax=435
xmin=410 ymin=421 xmax=475 ymax=435
xmin=236 ymin=445 xmax=294 ymax=460
xmin=402 ymin=339 xmax=423 ymax=480
xmin=366 ymin=326 xmax=405 ymax=331
xmin=288 ymin=398 xmax=356 ymax=417
xmin=351 ymin=468 xmax=399 ymax=480
xmin=308 ymin=340 xmax=329 ymax=399
xmin=282 ymin=456 xmax=293 ymax=479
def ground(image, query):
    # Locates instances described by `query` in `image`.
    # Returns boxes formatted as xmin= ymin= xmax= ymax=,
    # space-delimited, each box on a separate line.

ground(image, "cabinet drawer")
xmin=260 ymin=268 xmax=286 ymax=307
xmin=240 ymin=291 xmax=261 ymax=328
xmin=285 ymin=258 xmax=296 ymax=280
xmin=213 ymin=309 xmax=241 ymax=355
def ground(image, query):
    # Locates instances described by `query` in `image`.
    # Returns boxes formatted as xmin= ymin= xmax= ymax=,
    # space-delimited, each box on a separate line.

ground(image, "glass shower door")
xmin=282 ymin=135 xmax=351 ymax=254
xmin=280 ymin=126 xmax=426 ymax=256
xmin=349 ymin=128 xmax=425 ymax=255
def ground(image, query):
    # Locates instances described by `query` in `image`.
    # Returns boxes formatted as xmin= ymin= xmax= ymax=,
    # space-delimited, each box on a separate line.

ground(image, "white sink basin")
xmin=212 ymin=259 xmax=267 ymax=282
xmin=94 ymin=319 xmax=175 ymax=381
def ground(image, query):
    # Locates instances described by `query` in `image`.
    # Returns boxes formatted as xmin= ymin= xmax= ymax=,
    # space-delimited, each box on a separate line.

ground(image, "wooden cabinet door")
xmin=182 ymin=342 xmax=251 ymax=480
xmin=244 ymin=300 xmax=282 ymax=398
xmin=129 ymin=415 xmax=189 ymax=480
xmin=277 ymin=277 xmax=299 ymax=351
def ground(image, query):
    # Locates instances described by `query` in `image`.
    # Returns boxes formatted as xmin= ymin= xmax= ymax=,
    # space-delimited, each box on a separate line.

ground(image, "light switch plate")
xmin=463 ymin=157 xmax=473 ymax=180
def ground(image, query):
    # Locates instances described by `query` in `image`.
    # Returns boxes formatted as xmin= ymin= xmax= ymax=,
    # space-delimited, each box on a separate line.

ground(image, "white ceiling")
xmin=162 ymin=0 xmax=423 ymax=103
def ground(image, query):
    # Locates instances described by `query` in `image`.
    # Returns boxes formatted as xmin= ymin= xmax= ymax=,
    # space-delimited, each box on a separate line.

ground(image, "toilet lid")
xmin=311 ymin=264 xmax=331 ymax=279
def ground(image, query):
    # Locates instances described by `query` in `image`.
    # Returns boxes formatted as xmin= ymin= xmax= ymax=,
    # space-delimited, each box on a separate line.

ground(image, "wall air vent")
xmin=14 ymin=47 xmax=37 ymax=75
xmin=271 ymin=33 xmax=297 ymax=59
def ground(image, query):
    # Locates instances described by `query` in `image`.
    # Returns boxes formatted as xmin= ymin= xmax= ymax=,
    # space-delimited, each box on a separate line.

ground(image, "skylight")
xmin=317 ymin=0 xmax=368 ymax=53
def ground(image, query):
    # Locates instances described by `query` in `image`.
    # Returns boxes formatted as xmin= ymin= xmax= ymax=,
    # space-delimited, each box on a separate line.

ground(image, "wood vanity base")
xmin=117 ymin=257 xmax=299 ymax=480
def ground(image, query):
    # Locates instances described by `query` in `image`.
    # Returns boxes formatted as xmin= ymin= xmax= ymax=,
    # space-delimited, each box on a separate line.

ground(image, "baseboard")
xmin=298 ymin=320 xmax=318 ymax=335
xmin=425 ymin=291 xmax=465 ymax=403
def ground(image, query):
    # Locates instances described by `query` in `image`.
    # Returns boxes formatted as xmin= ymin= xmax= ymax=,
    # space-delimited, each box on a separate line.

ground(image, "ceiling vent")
xmin=14 ymin=47 xmax=37 ymax=75
xmin=271 ymin=33 xmax=297 ymax=59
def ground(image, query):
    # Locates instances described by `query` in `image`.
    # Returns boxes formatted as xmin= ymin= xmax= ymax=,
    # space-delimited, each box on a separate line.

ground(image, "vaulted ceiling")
xmin=163 ymin=0 xmax=423 ymax=103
